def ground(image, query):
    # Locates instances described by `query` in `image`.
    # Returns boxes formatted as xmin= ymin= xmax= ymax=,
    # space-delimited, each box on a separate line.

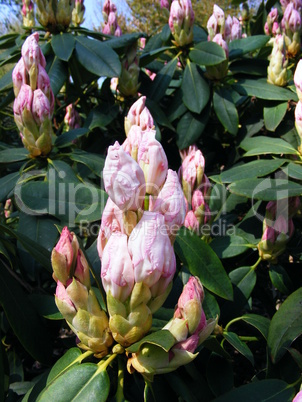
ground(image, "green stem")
xmin=97 ymin=353 xmax=117 ymax=371
xmin=224 ymin=317 xmax=244 ymax=332
xmin=115 ymin=356 xmax=125 ymax=402
xmin=238 ymin=336 xmax=259 ymax=342
xmin=251 ymin=256 xmax=262 ymax=271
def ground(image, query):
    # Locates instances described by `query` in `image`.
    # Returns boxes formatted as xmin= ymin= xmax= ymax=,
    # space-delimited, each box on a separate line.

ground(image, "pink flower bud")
xmin=161 ymin=0 xmax=170 ymax=9
xmin=137 ymin=132 xmax=168 ymax=195
xmin=124 ymin=96 xmax=154 ymax=135
xmin=169 ymin=0 xmax=194 ymax=46
xmin=128 ymin=212 xmax=176 ymax=295
xmin=37 ymin=66 xmax=54 ymax=115
xmin=150 ymin=169 xmax=186 ymax=239
xmin=169 ymin=0 xmax=185 ymax=34
xmin=294 ymin=60 xmax=302 ymax=101
xmin=122 ymin=125 xmax=144 ymax=161
xmin=224 ymin=15 xmax=232 ymax=40
xmin=103 ymin=141 xmax=146 ymax=211
xmin=180 ymin=147 xmax=205 ymax=202
xmin=231 ymin=17 xmax=241 ymax=40
xmin=21 ymin=32 xmax=46 ymax=73
xmin=12 ymin=59 xmax=27 ymax=97
xmin=184 ymin=210 xmax=199 ymax=232
xmin=64 ymin=104 xmax=81 ymax=130
xmin=101 ymin=232 xmax=134 ymax=302
xmin=213 ymin=33 xmax=229 ymax=57
xmin=213 ymin=4 xmax=225 ymax=29
xmin=97 ymin=197 xmax=125 ymax=258
xmin=207 ymin=14 xmax=218 ymax=40
xmin=192 ymin=189 xmax=211 ymax=225
xmin=293 ymin=390 xmax=302 ymax=402
xmin=32 ymin=89 xmax=51 ymax=126
xmin=55 ymin=280 xmax=77 ymax=321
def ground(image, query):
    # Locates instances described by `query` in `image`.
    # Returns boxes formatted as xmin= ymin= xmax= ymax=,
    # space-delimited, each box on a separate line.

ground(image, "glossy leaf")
xmin=47 ymin=348 xmax=82 ymax=384
xmin=0 ymin=67 xmax=13 ymax=92
xmin=213 ymin=379 xmax=294 ymax=402
xmin=269 ymin=265 xmax=294 ymax=295
xmin=240 ymin=136 xmax=298 ymax=156
xmin=0 ymin=171 xmax=19 ymax=202
xmin=223 ymin=332 xmax=254 ymax=365
xmin=55 ymin=128 xmax=89 ymax=148
xmin=182 ymin=61 xmax=209 ymax=114
xmin=75 ymin=36 xmax=121 ymax=78
xmin=148 ymin=58 xmax=178 ymax=102
xmin=203 ymin=289 xmax=221 ymax=319
xmin=28 ymin=294 xmax=62 ymax=320
xmin=284 ymin=162 xmax=302 ymax=180
xmin=47 ymin=56 xmax=68 ymax=96
xmin=69 ymin=150 xmax=105 ymax=177
xmin=0 ymin=261 xmax=52 ymax=364
xmin=51 ymin=33 xmax=75 ymax=61
xmin=213 ymin=87 xmax=239 ymax=135
xmin=241 ymin=314 xmax=270 ymax=340
xmin=264 ymin=102 xmax=288 ymax=132
xmin=228 ymin=178 xmax=302 ymax=200
xmin=176 ymin=105 xmax=210 ymax=150
xmin=189 ymin=41 xmax=226 ymax=66
xmin=219 ymin=159 xmax=285 ymax=183
xmin=229 ymin=35 xmax=270 ymax=59
xmin=106 ymin=32 xmax=145 ymax=50
xmin=174 ymin=227 xmax=233 ymax=300
xmin=229 ymin=266 xmax=257 ymax=299
xmin=0 ymin=148 xmax=28 ymax=163
xmin=233 ymin=78 xmax=298 ymax=101
xmin=210 ymin=235 xmax=250 ymax=259
xmin=126 ymin=330 xmax=175 ymax=353
xmin=268 ymin=287 xmax=302 ymax=363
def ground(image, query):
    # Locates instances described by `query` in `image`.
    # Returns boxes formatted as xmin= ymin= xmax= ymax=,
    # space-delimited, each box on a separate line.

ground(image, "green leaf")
xmin=51 ymin=33 xmax=75 ymax=61
xmin=233 ymin=78 xmax=298 ymax=101
xmin=0 ymin=172 xmax=19 ymax=202
xmin=182 ymin=61 xmax=209 ymax=114
xmin=47 ymin=56 xmax=68 ymax=96
xmin=229 ymin=266 xmax=257 ymax=299
xmin=284 ymin=162 xmax=302 ymax=180
xmin=145 ymin=98 xmax=175 ymax=131
xmin=0 ymin=148 xmax=29 ymax=163
xmin=37 ymin=363 xmax=109 ymax=402
xmin=106 ymin=32 xmax=145 ymax=50
xmin=176 ymin=105 xmax=210 ymax=150
xmin=269 ymin=265 xmax=294 ymax=295
xmin=140 ymin=46 xmax=173 ymax=67
xmin=203 ymin=289 xmax=220 ymax=319
xmin=28 ymin=294 xmax=62 ymax=320
xmin=69 ymin=150 xmax=105 ymax=177
xmin=55 ymin=128 xmax=89 ymax=148
xmin=75 ymin=36 xmax=121 ymax=78
xmin=240 ymin=136 xmax=298 ymax=156
xmin=219 ymin=159 xmax=285 ymax=183
xmin=268 ymin=287 xmax=302 ymax=363
xmin=210 ymin=236 xmax=250 ymax=259
xmin=0 ymin=67 xmax=13 ymax=92
xmin=264 ymin=102 xmax=288 ymax=132
xmin=126 ymin=330 xmax=175 ymax=353
xmin=47 ymin=348 xmax=82 ymax=384
xmin=223 ymin=332 xmax=254 ymax=365
xmin=241 ymin=314 xmax=270 ymax=340
xmin=213 ymin=87 xmax=239 ymax=135
xmin=189 ymin=41 xmax=226 ymax=66
xmin=148 ymin=58 xmax=178 ymax=102
xmin=207 ymin=353 xmax=234 ymax=397
xmin=228 ymin=178 xmax=302 ymax=200
xmin=84 ymin=105 xmax=119 ymax=130
xmin=213 ymin=379 xmax=294 ymax=402
xmin=174 ymin=227 xmax=233 ymax=300
xmin=229 ymin=35 xmax=270 ymax=60
xmin=0 ymin=261 xmax=52 ymax=364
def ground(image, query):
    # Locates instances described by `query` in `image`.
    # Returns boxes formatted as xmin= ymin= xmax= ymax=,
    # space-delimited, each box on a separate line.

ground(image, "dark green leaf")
xmin=28 ymin=294 xmax=62 ymax=320
xmin=0 ymin=67 xmax=13 ymax=92
xmin=69 ymin=150 xmax=105 ymax=177
xmin=106 ymin=32 xmax=145 ymax=50
xmin=126 ymin=330 xmax=175 ymax=353
xmin=229 ymin=266 xmax=257 ymax=299
xmin=228 ymin=178 xmax=302 ymax=200
xmin=84 ymin=106 xmax=119 ymax=130
xmin=75 ymin=36 xmax=121 ymax=78
xmin=264 ymin=102 xmax=288 ymax=132
xmin=240 ymin=136 xmax=298 ymax=156
xmin=268 ymin=287 xmax=302 ymax=363
xmin=210 ymin=236 xmax=250 ymax=259
xmin=47 ymin=56 xmax=68 ymax=96
xmin=55 ymin=128 xmax=89 ymax=148
xmin=165 ymin=372 xmax=199 ymax=402
xmin=140 ymin=46 xmax=173 ymax=67
xmin=182 ymin=62 xmax=209 ymax=114
xmin=51 ymin=33 xmax=75 ymax=61
xmin=213 ymin=87 xmax=239 ymax=135
xmin=47 ymin=348 xmax=82 ymax=384
xmin=0 ymin=261 xmax=52 ymax=364
xmin=148 ymin=58 xmax=178 ymax=102
xmin=241 ymin=314 xmax=270 ymax=340
xmin=0 ymin=172 xmax=19 ymax=202
xmin=213 ymin=379 xmax=294 ymax=402
xmin=70 ymin=369 xmax=110 ymax=402
xmin=229 ymin=35 xmax=270 ymax=60
xmin=146 ymin=98 xmax=175 ymax=131
xmin=219 ymin=159 xmax=285 ymax=183
xmin=189 ymin=41 xmax=226 ymax=66
xmin=207 ymin=353 xmax=234 ymax=397
xmin=0 ymin=148 xmax=28 ymax=163
xmin=269 ymin=265 xmax=294 ymax=295
xmin=233 ymin=78 xmax=298 ymax=101
xmin=175 ymin=227 xmax=233 ymax=300
xmin=223 ymin=332 xmax=254 ymax=365
xmin=176 ymin=105 xmax=210 ymax=149
xmin=229 ymin=58 xmax=268 ymax=76
xmin=284 ymin=162 xmax=302 ymax=180
xmin=203 ymin=289 xmax=220 ymax=319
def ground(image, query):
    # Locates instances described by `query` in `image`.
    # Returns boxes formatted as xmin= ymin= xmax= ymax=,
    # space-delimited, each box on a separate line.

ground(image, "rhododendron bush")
xmin=0 ymin=0 xmax=302 ymax=401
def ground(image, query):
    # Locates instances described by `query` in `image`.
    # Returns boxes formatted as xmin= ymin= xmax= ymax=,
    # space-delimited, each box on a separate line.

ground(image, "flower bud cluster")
xmin=168 ymin=0 xmax=195 ymax=47
xmin=264 ymin=9 xmax=280 ymax=36
xmin=35 ymin=0 xmax=75 ymax=32
xmin=267 ymin=34 xmax=291 ymax=87
xmin=52 ymin=227 xmax=114 ymax=357
xmin=97 ymin=96 xmax=187 ymax=347
xmin=21 ymin=0 xmax=35 ymax=28
xmin=12 ymin=33 xmax=54 ymax=157
xmin=258 ymin=198 xmax=299 ymax=263
xmin=118 ymin=43 xmax=141 ymax=97
xmin=127 ymin=277 xmax=216 ymax=380
xmin=178 ymin=145 xmax=212 ymax=238
xmin=72 ymin=0 xmax=85 ymax=27
xmin=64 ymin=103 xmax=81 ymax=131
xmin=102 ymin=0 xmax=122 ymax=37
xmin=294 ymin=60 xmax=302 ymax=153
